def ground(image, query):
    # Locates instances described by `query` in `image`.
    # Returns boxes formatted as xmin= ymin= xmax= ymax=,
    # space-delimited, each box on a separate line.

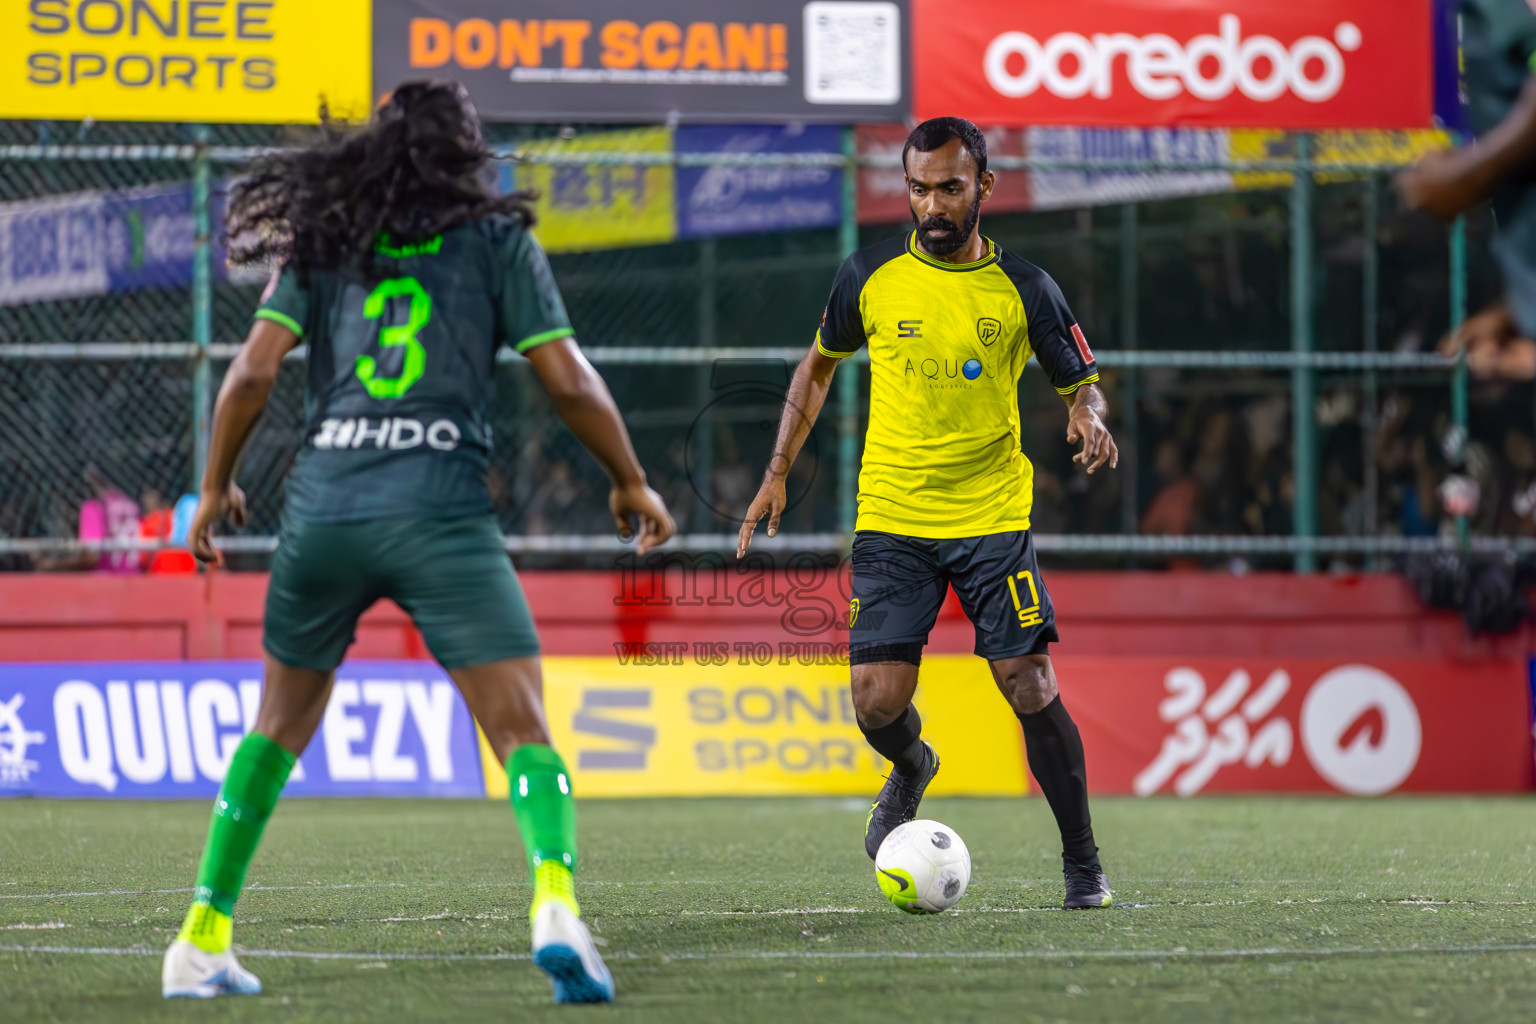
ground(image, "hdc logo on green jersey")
xmin=312 ymin=417 xmax=462 ymax=451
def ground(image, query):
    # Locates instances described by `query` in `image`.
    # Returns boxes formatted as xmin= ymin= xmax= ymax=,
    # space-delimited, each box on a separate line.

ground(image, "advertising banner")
xmin=0 ymin=184 xmax=260 ymax=309
xmin=1025 ymin=127 xmax=1235 ymax=211
xmin=1059 ymin=658 xmax=1534 ymax=795
xmin=1229 ymin=128 xmax=1451 ymax=190
xmin=913 ymin=0 xmax=1435 ymax=129
xmin=374 ymin=0 xmax=909 ymax=123
xmin=1 ymin=0 xmax=372 ymax=123
xmin=6 ymin=656 xmax=1525 ymax=800
xmin=501 ymin=127 xmax=677 ymax=254
xmin=674 ymin=124 xmax=841 ymax=239
xmin=0 ymin=662 xmax=486 ymax=799
xmin=486 ymin=656 xmax=1030 ymax=799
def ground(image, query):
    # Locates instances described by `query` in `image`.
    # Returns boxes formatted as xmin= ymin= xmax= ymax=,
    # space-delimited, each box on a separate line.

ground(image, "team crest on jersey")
xmin=976 ymin=318 xmax=1002 ymax=346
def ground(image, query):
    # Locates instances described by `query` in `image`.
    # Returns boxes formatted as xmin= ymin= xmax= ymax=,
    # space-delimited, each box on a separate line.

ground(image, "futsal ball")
xmin=874 ymin=819 xmax=971 ymax=914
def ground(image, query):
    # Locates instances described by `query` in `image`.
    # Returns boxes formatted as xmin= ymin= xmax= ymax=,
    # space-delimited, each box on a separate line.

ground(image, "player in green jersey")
xmin=161 ymin=81 xmax=674 ymax=1005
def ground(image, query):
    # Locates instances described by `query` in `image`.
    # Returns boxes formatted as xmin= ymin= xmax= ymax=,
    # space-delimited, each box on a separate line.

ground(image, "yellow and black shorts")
xmin=264 ymin=514 xmax=539 ymax=672
xmin=848 ymin=529 xmax=1059 ymax=666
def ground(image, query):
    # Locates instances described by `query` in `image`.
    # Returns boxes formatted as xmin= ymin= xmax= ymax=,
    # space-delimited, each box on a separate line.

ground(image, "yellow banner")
xmin=481 ymin=655 xmax=1029 ymax=799
xmin=2 ymin=0 xmax=372 ymax=123
xmin=1231 ymin=130 xmax=1452 ymax=191
xmin=510 ymin=128 xmax=676 ymax=254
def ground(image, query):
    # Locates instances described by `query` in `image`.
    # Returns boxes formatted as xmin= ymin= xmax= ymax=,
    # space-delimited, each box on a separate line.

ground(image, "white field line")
xmin=0 ymin=880 xmax=724 ymax=901
xmin=5 ymin=942 xmax=1536 ymax=963
xmin=3 ymin=878 xmax=1499 ymax=902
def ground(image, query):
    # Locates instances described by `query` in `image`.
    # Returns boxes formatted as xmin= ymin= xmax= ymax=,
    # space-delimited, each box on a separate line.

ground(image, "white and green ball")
xmin=874 ymin=819 xmax=971 ymax=914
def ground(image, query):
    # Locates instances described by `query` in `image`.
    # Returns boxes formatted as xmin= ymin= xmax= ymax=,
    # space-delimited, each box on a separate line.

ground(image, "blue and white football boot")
xmin=531 ymin=900 xmax=615 ymax=1004
xmin=162 ymin=938 xmax=263 ymax=999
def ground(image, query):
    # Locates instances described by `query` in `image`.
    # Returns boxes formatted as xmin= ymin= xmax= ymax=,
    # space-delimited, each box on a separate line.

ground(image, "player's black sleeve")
xmin=814 ymin=256 xmax=868 ymax=358
xmin=1005 ymin=257 xmax=1099 ymax=395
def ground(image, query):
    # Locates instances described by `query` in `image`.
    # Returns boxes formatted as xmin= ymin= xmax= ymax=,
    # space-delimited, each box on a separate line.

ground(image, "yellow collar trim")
xmin=906 ymin=232 xmax=998 ymax=270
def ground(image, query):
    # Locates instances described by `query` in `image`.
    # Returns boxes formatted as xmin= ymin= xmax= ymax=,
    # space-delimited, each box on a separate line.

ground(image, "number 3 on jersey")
xmin=357 ymin=277 xmax=431 ymax=399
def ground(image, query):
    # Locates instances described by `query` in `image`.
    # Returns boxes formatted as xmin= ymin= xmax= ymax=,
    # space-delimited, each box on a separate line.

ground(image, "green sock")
xmin=178 ymin=732 xmax=295 ymax=950
xmin=507 ymin=744 xmax=579 ymax=917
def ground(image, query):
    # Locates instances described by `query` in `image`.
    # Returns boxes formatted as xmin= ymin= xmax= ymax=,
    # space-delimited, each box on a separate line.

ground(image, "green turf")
xmin=2 ymin=796 xmax=1535 ymax=1022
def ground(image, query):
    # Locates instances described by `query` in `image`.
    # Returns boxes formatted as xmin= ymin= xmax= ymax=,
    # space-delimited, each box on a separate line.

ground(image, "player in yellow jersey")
xmin=738 ymin=117 xmax=1117 ymax=909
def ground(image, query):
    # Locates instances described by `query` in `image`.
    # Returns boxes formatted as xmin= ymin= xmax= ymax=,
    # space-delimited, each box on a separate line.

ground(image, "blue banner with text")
xmin=0 ymin=662 xmax=485 ymax=799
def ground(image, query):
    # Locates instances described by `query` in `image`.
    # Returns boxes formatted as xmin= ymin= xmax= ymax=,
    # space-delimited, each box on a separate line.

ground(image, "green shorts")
xmin=264 ymin=514 xmax=539 ymax=672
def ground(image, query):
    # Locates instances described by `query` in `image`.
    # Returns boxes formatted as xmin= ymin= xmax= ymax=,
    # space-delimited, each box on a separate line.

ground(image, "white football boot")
xmin=531 ymin=901 xmax=614 ymax=1004
xmin=162 ymin=939 xmax=263 ymax=999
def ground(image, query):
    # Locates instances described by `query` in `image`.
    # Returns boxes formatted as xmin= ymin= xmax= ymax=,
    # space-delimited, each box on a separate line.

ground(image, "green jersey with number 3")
xmin=255 ymin=216 xmax=572 ymax=523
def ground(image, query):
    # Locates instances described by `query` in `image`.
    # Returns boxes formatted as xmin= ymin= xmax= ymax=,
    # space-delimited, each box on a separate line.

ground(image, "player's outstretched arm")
xmin=1400 ymin=78 xmax=1536 ymax=221
xmin=1064 ymin=383 xmax=1119 ymax=476
xmin=737 ymin=347 xmax=841 ymax=557
xmin=188 ymin=317 xmax=300 ymax=562
xmin=525 ymin=337 xmax=676 ymax=554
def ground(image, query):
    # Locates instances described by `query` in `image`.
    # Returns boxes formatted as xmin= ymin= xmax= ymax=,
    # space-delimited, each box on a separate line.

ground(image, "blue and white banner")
xmin=0 ymin=184 xmax=259 ymax=309
xmin=1024 ymin=127 xmax=1233 ymax=211
xmin=0 ymin=662 xmax=487 ymax=799
xmin=674 ymin=124 xmax=842 ymax=239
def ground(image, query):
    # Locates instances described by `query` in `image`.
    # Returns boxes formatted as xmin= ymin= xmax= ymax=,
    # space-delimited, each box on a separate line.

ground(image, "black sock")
xmin=859 ymin=705 xmax=926 ymax=777
xmin=1017 ymin=695 xmax=1097 ymax=863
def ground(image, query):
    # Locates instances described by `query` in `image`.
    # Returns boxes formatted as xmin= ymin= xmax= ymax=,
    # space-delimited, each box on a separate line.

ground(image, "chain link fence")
xmin=0 ymin=120 xmax=1521 ymax=571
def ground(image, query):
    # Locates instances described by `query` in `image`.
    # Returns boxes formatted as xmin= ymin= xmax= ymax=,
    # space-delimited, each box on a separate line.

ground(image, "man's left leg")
xmin=990 ymin=655 xmax=1111 ymax=909
xmin=398 ymin=514 xmax=612 ymax=1004
xmin=943 ymin=529 xmax=1110 ymax=910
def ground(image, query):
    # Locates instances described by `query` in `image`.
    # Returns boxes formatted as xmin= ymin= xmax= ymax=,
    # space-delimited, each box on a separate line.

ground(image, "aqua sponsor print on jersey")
xmin=0 ymin=662 xmax=486 ymax=798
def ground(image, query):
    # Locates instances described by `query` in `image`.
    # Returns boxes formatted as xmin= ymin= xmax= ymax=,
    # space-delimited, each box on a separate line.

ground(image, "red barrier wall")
xmin=0 ymin=570 xmax=1529 ymax=662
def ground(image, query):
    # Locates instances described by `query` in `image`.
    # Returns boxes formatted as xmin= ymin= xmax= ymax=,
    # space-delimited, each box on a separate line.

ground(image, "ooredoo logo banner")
xmin=1057 ymin=658 xmax=1533 ymax=795
xmin=913 ymin=0 xmax=1433 ymax=129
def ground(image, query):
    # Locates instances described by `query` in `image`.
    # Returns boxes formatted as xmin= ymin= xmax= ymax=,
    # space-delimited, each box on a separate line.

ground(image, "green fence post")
xmin=1119 ymin=203 xmax=1139 ymax=536
xmin=1450 ymin=214 xmax=1469 ymax=547
xmin=697 ymin=237 xmax=716 ymax=513
xmin=191 ymin=125 xmax=212 ymax=492
xmin=1291 ymin=134 xmax=1318 ymax=572
xmin=1362 ymin=175 xmax=1380 ymax=570
xmin=837 ymin=127 xmax=859 ymax=535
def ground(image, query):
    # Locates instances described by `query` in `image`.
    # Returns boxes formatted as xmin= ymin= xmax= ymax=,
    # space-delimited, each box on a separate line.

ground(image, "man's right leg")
xmin=164 ymin=655 xmax=333 ymax=998
xmin=849 ymin=532 xmax=948 ymax=859
xmin=165 ymin=517 xmax=375 ymax=998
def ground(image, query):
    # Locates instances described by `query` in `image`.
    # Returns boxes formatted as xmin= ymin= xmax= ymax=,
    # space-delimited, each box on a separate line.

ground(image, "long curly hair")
xmin=226 ymin=80 xmax=534 ymax=279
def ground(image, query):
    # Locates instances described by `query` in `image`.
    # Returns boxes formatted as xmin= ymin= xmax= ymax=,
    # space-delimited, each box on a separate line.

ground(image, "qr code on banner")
xmin=803 ymin=1 xmax=901 ymax=105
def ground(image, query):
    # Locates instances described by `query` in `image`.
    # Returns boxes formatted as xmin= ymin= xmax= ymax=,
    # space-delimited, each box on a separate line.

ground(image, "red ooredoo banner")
xmin=1054 ymin=658 xmax=1533 ymax=795
xmin=914 ymin=0 xmax=1434 ymax=129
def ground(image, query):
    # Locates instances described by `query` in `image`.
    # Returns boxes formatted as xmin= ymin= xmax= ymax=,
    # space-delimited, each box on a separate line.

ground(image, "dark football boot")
xmin=863 ymin=743 xmax=940 ymax=860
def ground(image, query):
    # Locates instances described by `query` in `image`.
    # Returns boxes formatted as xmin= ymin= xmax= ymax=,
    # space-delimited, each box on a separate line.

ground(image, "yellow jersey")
xmin=815 ymin=232 xmax=1099 ymax=539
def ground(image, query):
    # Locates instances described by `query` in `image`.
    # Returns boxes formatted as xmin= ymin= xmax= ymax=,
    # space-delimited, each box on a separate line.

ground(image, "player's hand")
xmin=1397 ymin=150 xmax=1484 ymax=223
xmin=1067 ymin=407 xmax=1119 ymax=475
xmin=610 ymin=479 xmax=675 ymax=555
xmin=188 ymin=483 xmax=246 ymax=564
xmin=737 ymin=473 xmax=788 ymax=559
